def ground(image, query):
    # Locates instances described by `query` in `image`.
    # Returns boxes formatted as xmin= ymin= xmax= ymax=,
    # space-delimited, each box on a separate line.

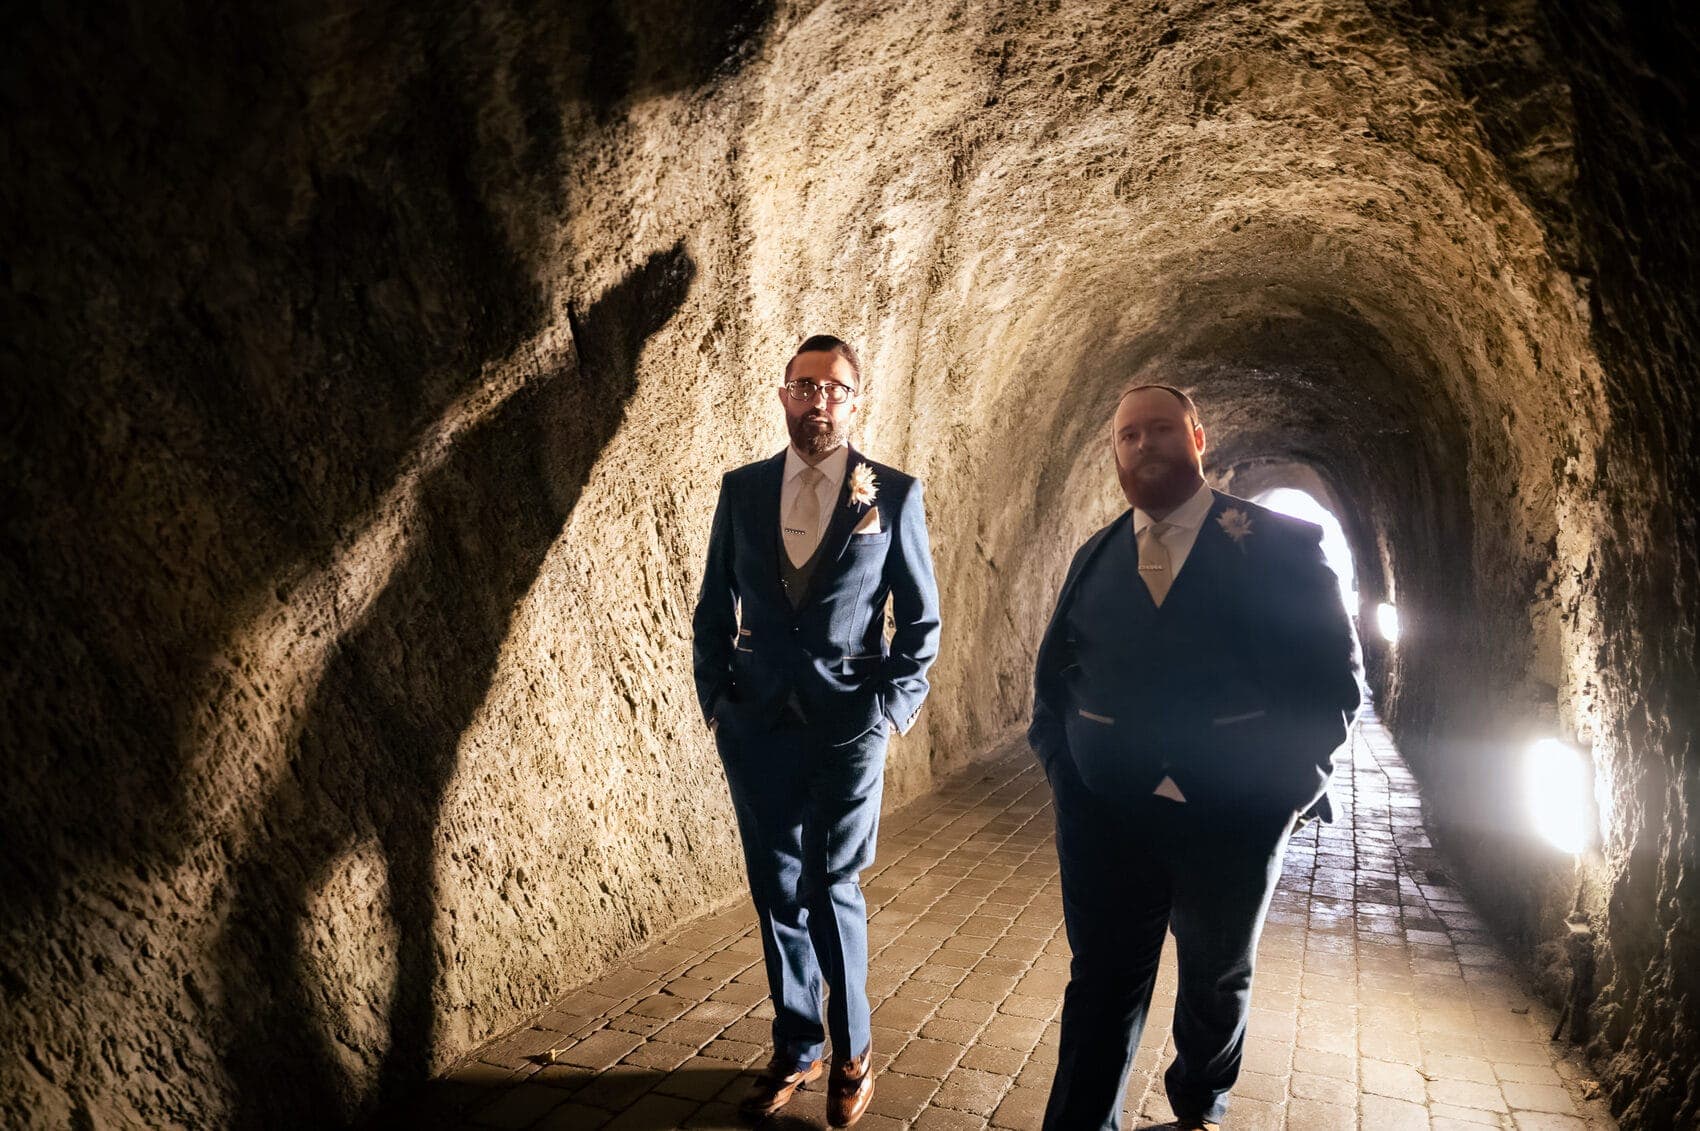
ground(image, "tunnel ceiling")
xmin=5 ymin=0 xmax=1696 ymax=1127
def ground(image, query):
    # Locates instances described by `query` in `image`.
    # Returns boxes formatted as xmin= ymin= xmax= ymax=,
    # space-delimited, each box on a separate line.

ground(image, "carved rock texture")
xmin=1 ymin=1 xmax=1693 ymax=1126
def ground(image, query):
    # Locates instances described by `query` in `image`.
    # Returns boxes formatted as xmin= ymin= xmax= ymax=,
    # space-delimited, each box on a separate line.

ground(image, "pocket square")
xmin=852 ymin=508 xmax=882 ymax=535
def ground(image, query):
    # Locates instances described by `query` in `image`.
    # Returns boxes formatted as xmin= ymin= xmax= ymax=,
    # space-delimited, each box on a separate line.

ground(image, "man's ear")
xmin=1192 ymin=424 xmax=1207 ymax=456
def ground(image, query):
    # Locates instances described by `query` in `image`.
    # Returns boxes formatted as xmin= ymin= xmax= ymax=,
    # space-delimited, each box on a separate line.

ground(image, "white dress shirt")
xmin=781 ymin=444 xmax=849 ymax=565
xmin=1132 ymin=479 xmax=1215 ymax=580
xmin=1133 ymin=479 xmax=1216 ymax=802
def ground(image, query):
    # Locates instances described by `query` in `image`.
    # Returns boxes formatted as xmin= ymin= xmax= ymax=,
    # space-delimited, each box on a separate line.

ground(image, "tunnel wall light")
xmin=1525 ymin=737 xmax=1593 ymax=855
xmin=1375 ymin=602 xmax=1400 ymax=643
xmin=1524 ymin=735 xmax=1600 ymax=1043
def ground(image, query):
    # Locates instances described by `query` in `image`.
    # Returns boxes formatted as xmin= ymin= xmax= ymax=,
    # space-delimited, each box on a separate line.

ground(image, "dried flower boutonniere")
xmin=847 ymin=463 xmax=879 ymax=508
xmin=1217 ymin=507 xmax=1253 ymax=548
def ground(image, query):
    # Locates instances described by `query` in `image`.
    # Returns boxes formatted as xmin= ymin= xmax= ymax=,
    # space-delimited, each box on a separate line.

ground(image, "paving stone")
xmin=469 ymin=1082 xmax=569 ymax=1128
xmin=979 ymin=1012 xmax=1047 ymax=1051
xmin=559 ymin=1030 xmax=645 ymax=1072
xmin=600 ymin=1092 xmax=701 ymax=1129
xmin=478 ymin=1026 xmax=571 ymax=1069
xmin=708 ymin=981 xmax=768 ymax=1007
xmin=1292 ymin=1046 xmax=1352 ymax=1080
xmin=1285 ymin=1096 xmax=1356 ymax=1130
xmin=1512 ymin=1114 xmax=1592 ymax=1130
xmin=1431 ymin=1099 xmax=1510 ymax=1126
xmin=1290 ymin=1069 xmax=1356 ymax=1106
xmin=573 ymin=1064 xmax=669 ymax=1111
xmin=1428 ymin=1076 xmax=1510 ymax=1113
xmin=1296 ymin=1018 xmax=1357 ymax=1056
xmin=990 ymin=1084 xmax=1049 ymax=1128
xmin=1362 ymin=1057 xmax=1428 ymax=1102
xmin=918 ymin=1016 xmax=982 ymax=1044
xmin=995 ymin=993 xmax=1058 ymax=1021
xmin=697 ymin=1038 xmax=762 ymax=1065
xmin=1426 ymin=1051 xmax=1499 ymax=1083
xmin=532 ymin=1064 xmax=598 ymax=1092
xmin=1359 ymin=1024 xmax=1423 ymax=1063
xmin=1496 ymin=1060 xmax=1566 ymax=1087
xmin=650 ymin=1018 xmax=725 ymax=1049
xmin=649 ymin=1057 xmax=745 ymax=1102
xmin=1504 ymin=1081 xmax=1580 ymax=1114
xmin=912 ymin=1106 xmax=988 ymax=1130
xmin=960 ymin=1042 xmax=1027 ymax=1076
xmin=1362 ymin=1092 xmax=1434 ymax=1130
xmin=534 ymin=1101 xmax=612 ymax=1129
xmin=447 ymin=1061 xmax=529 ymax=1089
xmin=1221 ymin=1095 xmax=1286 ymax=1130
xmin=602 ymin=1013 xmax=666 ymax=1038
xmin=1232 ymin=1069 xmax=1287 ymax=1103
xmin=866 ymin=1071 xmax=941 ymax=1120
xmin=930 ymin=1066 xmax=1010 ymax=1116
xmin=891 ymin=1038 xmax=966 ymax=1078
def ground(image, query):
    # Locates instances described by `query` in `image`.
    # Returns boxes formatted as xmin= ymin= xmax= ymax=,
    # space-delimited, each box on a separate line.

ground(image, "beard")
xmin=1117 ymin=453 xmax=1201 ymax=512
xmin=788 ymin=411 xmax=848 ymax=457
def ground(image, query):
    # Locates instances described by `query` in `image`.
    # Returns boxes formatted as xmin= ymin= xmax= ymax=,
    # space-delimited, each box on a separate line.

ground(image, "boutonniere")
xmin=1217 ymin=507 xmax=1253 ymax=547
xmin=847 ymin=463 xmax=878 ymax=508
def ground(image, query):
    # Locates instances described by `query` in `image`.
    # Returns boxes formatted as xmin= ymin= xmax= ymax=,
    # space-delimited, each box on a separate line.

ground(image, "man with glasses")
xmin=693 ymin=335 xmax=941 ymax=1126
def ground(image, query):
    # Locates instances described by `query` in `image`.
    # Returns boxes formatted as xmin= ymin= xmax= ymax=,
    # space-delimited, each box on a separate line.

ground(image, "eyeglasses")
xmin=782 ymin=379 xmax=858 ymax=404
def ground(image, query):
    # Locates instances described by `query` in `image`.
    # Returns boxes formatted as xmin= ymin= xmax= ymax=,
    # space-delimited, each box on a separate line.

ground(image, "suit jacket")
xmin=1029 ymin=490 xmax=1360 ymax=819
xmin=693 ymin=446 xmax=941 ymax=743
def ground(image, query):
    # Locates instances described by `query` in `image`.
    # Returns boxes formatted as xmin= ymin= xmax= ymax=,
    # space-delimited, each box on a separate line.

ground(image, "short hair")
xmin=1117 ymin=382 xmax=1201 ymax=429
xmin=786 ymin=334 xmax=866 ymax=394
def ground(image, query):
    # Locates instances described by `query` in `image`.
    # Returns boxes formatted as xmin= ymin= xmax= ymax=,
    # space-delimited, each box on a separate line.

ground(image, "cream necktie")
xmin=784 ymin=465 xmax=826 ymax=567
xmin=1142 ymin=518 xmax=1185 ymax=801
xmin=1139 ymin=520 xmax=1175 ymax=606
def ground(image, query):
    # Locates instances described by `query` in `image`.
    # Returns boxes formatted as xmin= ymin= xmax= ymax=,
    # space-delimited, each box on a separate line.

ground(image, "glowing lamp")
xmin=1375 ymin=603 xmax=1400 ymax=643
xmin=1525 ymin=738 xmax=1592 ymax=855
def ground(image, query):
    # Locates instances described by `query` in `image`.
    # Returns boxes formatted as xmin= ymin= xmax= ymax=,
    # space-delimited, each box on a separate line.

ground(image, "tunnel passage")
xmin=3 ymin=1 xmax=1696 ymax=1128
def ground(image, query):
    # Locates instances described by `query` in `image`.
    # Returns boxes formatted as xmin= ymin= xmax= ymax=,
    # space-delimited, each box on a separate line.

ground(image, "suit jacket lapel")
xmin=1166 ymin=492 xmax=1236 ymax=607
xmin=1057 ymin=510 xmax=1131 ymax=617
xmin=752 ymin=450 xmax=790 ymax=610
xmin=819 ymin=447 xmax=870 ymax=567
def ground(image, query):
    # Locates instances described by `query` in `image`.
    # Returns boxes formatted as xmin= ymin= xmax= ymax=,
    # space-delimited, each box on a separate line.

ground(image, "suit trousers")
xmin=1042 ymin=754 xmax=1294 ymax=1130
xmin=717 ymin=714 xmax=888 ymax=1069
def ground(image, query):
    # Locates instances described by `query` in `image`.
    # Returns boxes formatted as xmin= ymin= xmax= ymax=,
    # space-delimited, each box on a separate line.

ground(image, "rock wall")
xmin=2 ymin=0 xmax=1694 ymax=1125
xmin=1540 ymin=3 xmax=1700 ymax=1124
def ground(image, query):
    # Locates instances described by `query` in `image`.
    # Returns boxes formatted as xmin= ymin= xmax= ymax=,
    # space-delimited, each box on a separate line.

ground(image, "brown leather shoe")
xmin=826 ymin=1051 xmax=874 ymax=1127
xmin=738 ymin=1054 xmax=823 ymax=1120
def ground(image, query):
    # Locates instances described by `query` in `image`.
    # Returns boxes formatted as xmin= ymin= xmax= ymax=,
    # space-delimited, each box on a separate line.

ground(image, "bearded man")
xmin=692 ymin=335 xmax=940 ymax=1126
xmin=1030 ymin=384 xmax=1360 ymax=1130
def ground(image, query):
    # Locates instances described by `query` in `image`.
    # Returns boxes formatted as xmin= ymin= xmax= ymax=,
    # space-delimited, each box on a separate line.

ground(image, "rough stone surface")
xmin=1 ymin=1 xmax=1694 ymax=1127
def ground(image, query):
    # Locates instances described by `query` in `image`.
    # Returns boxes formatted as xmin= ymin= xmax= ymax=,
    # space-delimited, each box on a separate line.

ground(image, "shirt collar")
xmin=1133 ymin=480 xmax=1215 ymax=533
xmin=784 ymin=443 xmax=850 ymax=489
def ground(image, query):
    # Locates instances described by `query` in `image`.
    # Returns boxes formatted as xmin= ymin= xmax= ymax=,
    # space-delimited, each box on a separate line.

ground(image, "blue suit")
xmin=693 ymin=446 xmax=940 ymax=1066
xmin=1030 ymin=492 xmax=1359 ymax=1128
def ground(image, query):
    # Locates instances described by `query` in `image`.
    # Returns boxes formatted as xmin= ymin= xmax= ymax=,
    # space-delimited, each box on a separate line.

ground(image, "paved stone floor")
xmin=407 ymin=711 xmax=1617 ymax=1130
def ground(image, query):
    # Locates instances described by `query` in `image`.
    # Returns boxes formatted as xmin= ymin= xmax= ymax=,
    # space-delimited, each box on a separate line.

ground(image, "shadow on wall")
xmin=213 ymin=244 xmax=695 ymax=1128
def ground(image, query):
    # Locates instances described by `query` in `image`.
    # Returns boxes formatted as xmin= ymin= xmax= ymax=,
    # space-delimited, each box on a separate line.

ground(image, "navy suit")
xmin=693 ymin=446 xmax=940 ymax=1067
xmin=1030 ymin=491 xmax=1359 ymax=1128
